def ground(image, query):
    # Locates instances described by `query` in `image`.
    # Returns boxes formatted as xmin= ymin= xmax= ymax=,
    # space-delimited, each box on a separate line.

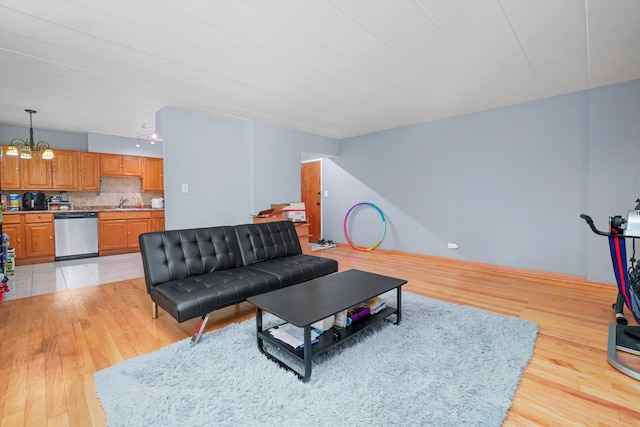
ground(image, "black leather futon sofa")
xmin=139 ymin=220 xmax=338 ymax=344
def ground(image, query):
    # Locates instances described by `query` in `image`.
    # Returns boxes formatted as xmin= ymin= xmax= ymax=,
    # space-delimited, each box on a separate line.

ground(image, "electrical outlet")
xmin=447 ymin=243 xmax=459 ymax=249
xmin=182 ymin=184 xmax=189 ymax=193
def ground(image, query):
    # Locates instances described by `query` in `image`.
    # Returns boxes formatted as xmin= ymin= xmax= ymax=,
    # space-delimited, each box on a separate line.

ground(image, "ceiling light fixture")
xmin=7 ymin=109 xmax=55 ymax=160
xmin=135 ymin=134 xmax=157 ymax=148
xmin=135 ymin=123 xmax=161 ymax=148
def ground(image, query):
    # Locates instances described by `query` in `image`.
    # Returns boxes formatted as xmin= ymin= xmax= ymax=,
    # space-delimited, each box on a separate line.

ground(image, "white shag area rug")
xmin=94 ymin=291 xmax=538 ymax=427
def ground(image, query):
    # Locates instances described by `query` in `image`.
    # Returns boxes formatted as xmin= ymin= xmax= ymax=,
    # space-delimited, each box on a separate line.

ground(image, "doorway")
xmin=301 ymin=160 xmax=321 ymax=243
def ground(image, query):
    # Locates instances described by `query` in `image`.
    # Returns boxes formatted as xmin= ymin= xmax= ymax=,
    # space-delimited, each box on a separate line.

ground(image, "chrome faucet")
xmin=119 ymin=197 xmax=129 ymax=209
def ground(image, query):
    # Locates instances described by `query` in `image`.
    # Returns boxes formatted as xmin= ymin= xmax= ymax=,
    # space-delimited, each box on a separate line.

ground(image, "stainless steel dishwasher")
xmin=54 ymin=212 xmax=99 ymax=261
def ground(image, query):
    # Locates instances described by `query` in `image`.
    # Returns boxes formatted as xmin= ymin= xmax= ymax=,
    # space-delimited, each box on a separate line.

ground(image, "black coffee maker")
xmin=22 ymin=191 xmax=46 ymax=210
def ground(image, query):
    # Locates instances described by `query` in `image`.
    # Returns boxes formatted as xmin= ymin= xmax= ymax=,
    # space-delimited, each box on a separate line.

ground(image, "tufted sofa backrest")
xmin=139 ymin=226 xmax=243 ymax=292
xmin=234 ymin=221 xmax=303 ymax=266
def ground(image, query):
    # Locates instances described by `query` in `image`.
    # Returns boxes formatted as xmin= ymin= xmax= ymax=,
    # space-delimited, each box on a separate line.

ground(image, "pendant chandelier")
xmin=7 ymin=109 xmax=55 ymax=160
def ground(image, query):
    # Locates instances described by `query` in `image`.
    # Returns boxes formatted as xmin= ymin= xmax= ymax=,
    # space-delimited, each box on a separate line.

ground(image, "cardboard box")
xmin=283 ymin=202 xmax=306 ymax=222
xmin=253 ymin=202 xmax=306 ymax=223
xmin=252 ymin=204 xmax=286 ymax=223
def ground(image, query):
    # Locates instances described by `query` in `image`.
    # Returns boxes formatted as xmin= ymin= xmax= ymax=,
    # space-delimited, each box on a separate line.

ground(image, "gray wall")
xmin=157 ymin=107 xmax=254 ymax=229
xmin=0 ymin=124 xmax=162 ymax=158
xmin=157 ymin=109 xmax=339 ymax=230
xmin=3 ymin=80 xmax=637 ymax=284
xmin=0 ymin=124 xmax=86 ymax=150
xmin=322 ymin=80 xmax=640 ymax=284
xmin=252 ymin=121 xmax=338 ymax=210
xmin=88 ymin=132 xmax=162 ymax=158
xmin=585 ymin=82 xmax=640 ymax=282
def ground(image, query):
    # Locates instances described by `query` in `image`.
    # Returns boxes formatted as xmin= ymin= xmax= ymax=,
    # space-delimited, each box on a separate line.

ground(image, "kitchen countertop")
xmin=3 ymin=206 xmax=165 ymax=214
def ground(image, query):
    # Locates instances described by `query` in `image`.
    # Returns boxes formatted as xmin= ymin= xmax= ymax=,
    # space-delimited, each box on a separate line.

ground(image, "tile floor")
xmin=0 ymin=252 xmax=145 ymax=301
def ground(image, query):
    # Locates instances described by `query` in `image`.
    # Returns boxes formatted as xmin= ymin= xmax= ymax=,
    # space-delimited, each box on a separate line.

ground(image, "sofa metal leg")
xmin=190 ymin=313 xmax=211 ymax=346
xmin=152 ymin=302 xmax=158 ymax=319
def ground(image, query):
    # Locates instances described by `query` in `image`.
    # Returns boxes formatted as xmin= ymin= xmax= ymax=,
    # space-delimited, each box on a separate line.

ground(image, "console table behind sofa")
xmin=139 ymin=220 xmax=338 ymax=344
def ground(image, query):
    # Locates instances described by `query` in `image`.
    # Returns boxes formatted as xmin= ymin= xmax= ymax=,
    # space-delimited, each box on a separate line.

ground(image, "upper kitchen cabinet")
xmin=1 ymin=147 xmax=21 ymax=189
xmin=142 ymin=157 xmax=164 ymax=191
xmin=51 ymin=150 xmax=78 ymax=189
xmin=78 ymin=152 xmax=100 ymax=190
xmin=21 ymin=153 xmax=53 ymax=189
xmin=2 ymin=147 xmax=78 ymax=190
xmin=23 ymin=149 xmax=78 ymax=190
xmin=100 ymin=154 xmax=142 ymax=177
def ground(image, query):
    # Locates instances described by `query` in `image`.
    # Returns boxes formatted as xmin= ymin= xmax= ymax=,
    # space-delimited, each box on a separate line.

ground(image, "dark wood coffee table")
xmin=247 ymin=269 xmax=407 ymax=382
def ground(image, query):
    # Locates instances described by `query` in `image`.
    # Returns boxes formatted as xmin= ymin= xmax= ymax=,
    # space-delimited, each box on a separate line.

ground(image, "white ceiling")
xmin=0 ymin=0 xmax=639 ymax=140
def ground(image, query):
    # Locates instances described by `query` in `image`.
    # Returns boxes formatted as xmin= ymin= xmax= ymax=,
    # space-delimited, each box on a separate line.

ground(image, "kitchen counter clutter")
xmin=2 ymin=206 xmax=164 ymax=213
xmin=1 ymin=208 xmax=165 ymax=265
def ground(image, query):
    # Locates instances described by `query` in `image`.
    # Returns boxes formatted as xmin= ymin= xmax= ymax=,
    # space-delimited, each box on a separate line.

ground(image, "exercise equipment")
xmin=580 ymin=199 xmax=640 ymax=381
xmin=343 ymin=202 xmax=386 ymax=251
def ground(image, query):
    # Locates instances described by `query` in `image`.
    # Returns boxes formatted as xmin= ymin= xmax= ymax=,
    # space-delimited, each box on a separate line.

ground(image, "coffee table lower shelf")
xmin=255 ymin=305 xmax=398 ymax=382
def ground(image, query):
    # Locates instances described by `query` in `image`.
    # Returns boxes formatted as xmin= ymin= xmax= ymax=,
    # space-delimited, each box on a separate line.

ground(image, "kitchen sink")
xmin=100 ymin=206 xmax=142 ymax=211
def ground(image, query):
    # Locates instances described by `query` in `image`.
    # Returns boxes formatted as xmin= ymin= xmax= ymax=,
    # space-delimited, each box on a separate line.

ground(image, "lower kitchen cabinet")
xmin=2 ymin=213 xmax=55 ymax=265
xmin=2 ymin=215 xmax=24 ymax=263
xmin=2 ymin=210 xmax=164 ymax=264
xmin=98 ymin=211 xmax=151 ymax=256
xmin=151 ymin=210 xmax=165 ymax=231
xmin=25 ymin=213 xmax=55 ymax=259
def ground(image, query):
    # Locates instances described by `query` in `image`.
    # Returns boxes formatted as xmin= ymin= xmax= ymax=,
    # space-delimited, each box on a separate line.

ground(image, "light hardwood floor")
xmin=1 ymin=246 xmax=639 ymax=426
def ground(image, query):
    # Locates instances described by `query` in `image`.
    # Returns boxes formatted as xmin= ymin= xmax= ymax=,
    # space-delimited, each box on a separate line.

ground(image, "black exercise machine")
xmin=580 ymin=199 xmax=640 ymax=381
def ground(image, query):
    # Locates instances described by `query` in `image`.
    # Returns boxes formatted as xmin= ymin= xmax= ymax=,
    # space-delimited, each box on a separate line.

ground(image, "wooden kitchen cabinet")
xmin=78 ymin=152 xmax=100 ymax=190
xmin=99 ymin=154 xmax=123 ymax=176
xmin=151 ymin=210 xmax=165 ymax=231
xmin=3 ymin=147 xmax=79 ymax=190
xmin=21 ymin=154 xmax=52 ymax=189
xmin=99 ymin=219 xmax=127 ymax=251
xmin=2 ymin=213 xmax=55 ymax=265
xmin=142 ymin=157 xmax=164 ymax=191
xmin=1 ymin=147 xmax=21 ymax=189
xmin=128 ymin=218 xmax=150 ymax=247
xmin=122 ymin=155 xmax=142 ymax=176
xmin=100 ymin=154 xmax=142 ymax=177
xmin=2 ymin=215 xmax=24 ymax=263
xmin=51 ymin=149 xmax=78 ymax=189
xmin=24 ymin=213 xmax=55 ymax=259
xmin=99 ymin=211 xmax=150 ymax=255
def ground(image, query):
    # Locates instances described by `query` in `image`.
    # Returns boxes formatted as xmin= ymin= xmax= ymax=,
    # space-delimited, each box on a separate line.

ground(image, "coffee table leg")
xmin=255 ymin=307 xmax=265 ymax=352
xmin=303 ymin=325 xmax=312 ymax=382
xmin=395 ymin=286 xmax=402 ymax=325
xmin=254 ymin=308 xmax=313 ymax=382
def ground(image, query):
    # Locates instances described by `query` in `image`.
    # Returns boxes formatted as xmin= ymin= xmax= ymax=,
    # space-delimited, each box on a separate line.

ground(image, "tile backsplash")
xmin=71 ymin=177 xmax=164 ymax=208
xmin=8 ymin=176 xmax=163 ymax=208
